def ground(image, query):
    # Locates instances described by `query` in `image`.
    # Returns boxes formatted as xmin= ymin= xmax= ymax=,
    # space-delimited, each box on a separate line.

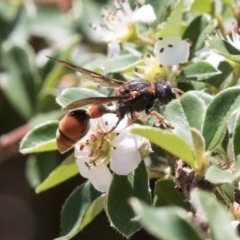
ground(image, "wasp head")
xmin=154 ymin=81 xmax=176 ymax=105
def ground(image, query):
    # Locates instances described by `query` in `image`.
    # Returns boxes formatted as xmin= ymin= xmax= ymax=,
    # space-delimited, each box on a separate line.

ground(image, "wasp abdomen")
xmin=56 ymin=109 xmax=90 ymax=153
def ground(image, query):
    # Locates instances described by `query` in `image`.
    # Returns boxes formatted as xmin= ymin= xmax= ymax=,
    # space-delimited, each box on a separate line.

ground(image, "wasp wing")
xmin=63 ymin=95 xmax=131 ymax=111
xmin=47 ymin=56 xmax=124 ymax=88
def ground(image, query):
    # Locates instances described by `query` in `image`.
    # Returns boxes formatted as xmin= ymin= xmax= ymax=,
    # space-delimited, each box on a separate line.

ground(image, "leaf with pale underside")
xmin=20 ymin=121 xmax=58 ymax=154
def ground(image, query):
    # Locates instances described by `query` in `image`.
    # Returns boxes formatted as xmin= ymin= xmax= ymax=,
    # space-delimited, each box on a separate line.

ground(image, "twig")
xmin=0 ymin=124 xmax=31 ymax=164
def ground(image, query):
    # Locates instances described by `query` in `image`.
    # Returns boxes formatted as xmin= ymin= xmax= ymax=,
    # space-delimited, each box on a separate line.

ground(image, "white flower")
xmin=134 ymin=55 xmax=168 ymax=82
xmin=225 ymin=27 xmax=240 ymax=50
xmin=91 ymin=0 xmax=156 ymax=56
xmin=153 ymin=36 xmax=190 ymax=67
xmin=196 ymin=27 xmax=240 ymax=68
xmin=194 ymin=43 xmax=225 ymax=68
xmin=92 ymin=0 xmax=156 ymax=42
xmin=74 ymin=113 xmax=150 ymax=192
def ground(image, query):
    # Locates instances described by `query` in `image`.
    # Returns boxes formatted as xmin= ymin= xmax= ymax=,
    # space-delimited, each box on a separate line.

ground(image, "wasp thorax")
xmin=154 ymin=81 xmax=176 ymax=105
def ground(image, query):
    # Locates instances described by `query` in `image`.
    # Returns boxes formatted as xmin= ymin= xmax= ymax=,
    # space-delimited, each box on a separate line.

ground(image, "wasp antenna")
xmin=46 ymin=55 xmax=53 ymax=59
xmin=173 ymin=88 xmax=184 ymax=95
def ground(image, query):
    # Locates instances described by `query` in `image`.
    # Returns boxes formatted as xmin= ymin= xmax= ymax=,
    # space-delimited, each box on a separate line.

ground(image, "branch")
xmin=0 ymin=124 xmax=31 ymax=164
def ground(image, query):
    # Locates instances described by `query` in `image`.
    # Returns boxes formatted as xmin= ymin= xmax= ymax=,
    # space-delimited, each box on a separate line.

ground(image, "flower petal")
xmin=75 ymin=143 xmax=89 ymax=157
xmin=110 ymin=150 xmax=141 ymax=175
xmin=154 ymin=36 xmax=190 ymax=66
xmin=107 ymin=41 xmax=121 ymax=58
xmin=132 ymin=4 xmax=156 ymax=24
xmin=99 ymin=112 xmax=128 ymax=133
xmin=75 ymin=157 xmax=90 ymax=178
xmin=111 ymin=125 xmax=144 ymax=151
xmin=88 ymin=163 xmax=112 ymax=192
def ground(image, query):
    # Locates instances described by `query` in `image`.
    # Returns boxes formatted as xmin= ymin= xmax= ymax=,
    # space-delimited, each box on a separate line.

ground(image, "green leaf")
xmin=130 ymin=199 xmax=203 ymax=240
xmin=153 ymin=179 xmax=190 ymax=210
xmin=164 ymin=100 xmax=192 ymax=146
xmin=219 ymin=183 xmax=235 ymax=204
xmin=219 ymin=129 xmax=230 ymax=154
xmin=0 ymin=1 xmax=21 ymax=40
xmin=183 ymin=15 xmax=217 ymax=51
xmin=206 ymin=61 xmax=233 ymax=88
xmin=107 ymin=161 xmax=151 ymax=237
xmin=74 ymin=54 xmax=140 ymax=74
xmin=20 ymin=121 xmax=58 ymax=154
xmin=178 ymin=61 xmax=221 ymax=81
xmin=71 ymin=53 xmax=105 ymax=70
xmin=191 ymin=128 xmax=205 ymax=164
xmin=156 ymin=0 xmax=183 ymax=38
xmin=191 ymin=0 xmax=214 ymax=13
xmin=1 ymin=73 xmax=31 ymax=119
xmin=207 ymin=39 xmax=240 ymax=64
xmin=205 ymin=165 xmax=234 ymax=184
xmin=0 ymin=1 xmax=21 ymax=22
xmin=202 ymin=87 xmax=240 ymax=151
xmin=1 ymin=42 xmax=37 ymax=119
xmin=56 ymin=87 xmax=106 ymax=107
xmin=72 ymin=54 xmax=140 ymax=77
xmin=222 ymin=0 xmax=232 ymax=5
xmin=101 ymin=54 xmax=141 ymax=73
xmin=164 ymin=91 xmax=210 ymax=145
xmin=55 ymin=181 xmax=103 ymax=240
xmin=36 ymin=154 xmax=79 ymax=193
xmin=190 ymin=91 xmax=213 ymax=106
xmin=25 ymin=152 xmax=58 ymax=189
xmin=233 ymin=113 xmax=240 ymax=158
xmin=77 ymin=194 xmax=105 ymax=232
xmin=232 ymin=156 xmax=240 ymax=179
xmin=37 ymin=89 xmax=60 ymax=112
xmin=191 ymin=190 xmax=237 ymax=240
xmin=206 ymin=159 xmax=240 ymax=184
xmin=131 ymin=126 xmax=195 ymax=168
xmin=178 ymin=91 xmax=210 ymax=131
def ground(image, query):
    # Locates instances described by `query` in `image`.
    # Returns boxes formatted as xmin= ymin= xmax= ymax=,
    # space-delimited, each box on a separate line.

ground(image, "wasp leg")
xmin=148 ymin=111 xmax=174 ymax=129
xmin=133 ymin=111 xmax=151 ymax=120
xmin=133 ymin=111 xmax=174 ymax=129
xmin=126 ymin=85 xmax=155 ymax=101
xmin=128 ymin=91 xmax=141 ymax=100
xmin=124 ymin=85 xmax=153 ymax=102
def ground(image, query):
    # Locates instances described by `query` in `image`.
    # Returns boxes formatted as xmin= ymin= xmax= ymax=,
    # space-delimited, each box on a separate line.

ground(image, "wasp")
xmin=48 ymin=56 xmax=183 ymax=155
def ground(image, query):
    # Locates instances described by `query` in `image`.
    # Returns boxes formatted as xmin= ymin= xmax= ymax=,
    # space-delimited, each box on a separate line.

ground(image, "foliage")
xmin=2 ymin=0 xmax=240 ymax=239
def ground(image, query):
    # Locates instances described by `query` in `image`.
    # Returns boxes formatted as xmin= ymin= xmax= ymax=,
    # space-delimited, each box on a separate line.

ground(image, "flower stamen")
xmin=88 ymin=147 xmax=94 ymax=157
xmin=79 ymin=145 xmax=84 ymax=151
xmin=90 ymin=134 xmax=97 ymax=142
